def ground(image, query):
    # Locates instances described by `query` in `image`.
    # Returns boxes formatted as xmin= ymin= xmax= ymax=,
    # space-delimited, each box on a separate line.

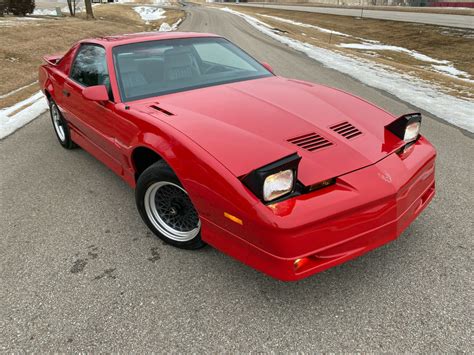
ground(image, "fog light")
xmin=294 ymin=257 xmax=310 ymax=271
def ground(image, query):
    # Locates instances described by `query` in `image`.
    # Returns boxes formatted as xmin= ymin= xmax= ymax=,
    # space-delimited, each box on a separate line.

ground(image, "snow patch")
xmin=258 ymin=14 xmax=450 ymax=66
xmin=159 ymin=18 xmax=182 ymax=31
xmin=256 ymin=13 xmax=471 ymax=82
xmin=339 ymin=42 xmax=449 ymax=64
xmin=33 ymin=8 xmax=59 ymax=16
xmin=260 ymin=14 xmax=350 ymax=37
xmin=133 ymin=6 xmax=166 ymax=24
xmin=432 ymin=64 xmax=473 ymax=82
xmin=159 ymin=22 xmax=172 ymax=31
xmin=0 ymin=91 xmax=49 ymax=139
xmin=220 ymin=8 xmax=474 ymax=133
xmin=0 ymin=17 xmax=44 ymax=27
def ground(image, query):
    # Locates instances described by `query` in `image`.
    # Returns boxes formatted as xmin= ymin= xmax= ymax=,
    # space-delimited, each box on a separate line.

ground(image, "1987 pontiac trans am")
xmin=39 ymin=32 xmax=436 ymax=281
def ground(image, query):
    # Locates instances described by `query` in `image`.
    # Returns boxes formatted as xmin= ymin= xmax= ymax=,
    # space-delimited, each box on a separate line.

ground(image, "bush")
xmin=7 ymin=0 xmax=35 ymax=15
xmin=0 ymin=0 xmax=6 ymax=16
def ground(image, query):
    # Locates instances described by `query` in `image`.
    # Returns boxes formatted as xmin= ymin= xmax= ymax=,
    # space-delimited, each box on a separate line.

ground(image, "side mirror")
xmin=261 ymin=62 xmax=274 ymax=74
xmin=82 ymin=85 xmax=109 ymax=102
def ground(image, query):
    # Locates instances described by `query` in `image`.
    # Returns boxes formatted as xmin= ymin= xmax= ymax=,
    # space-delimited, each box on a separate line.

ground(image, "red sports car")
xmin=39 ymin=32 xmax=436 ymax=281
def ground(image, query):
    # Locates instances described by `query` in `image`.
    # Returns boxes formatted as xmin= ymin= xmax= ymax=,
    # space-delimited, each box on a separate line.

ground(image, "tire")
xmin=136 ymin=160 xmax=205 ymax=250
xmin=49 ymin=99 xmax=76 ymax=149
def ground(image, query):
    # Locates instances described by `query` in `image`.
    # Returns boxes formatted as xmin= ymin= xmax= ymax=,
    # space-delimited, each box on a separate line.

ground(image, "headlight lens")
xmin=263 ymin=169 xmax=294 ymax=202
xmin=386 ymin=113 xmax=422 ymax=144
xmin=404 ymin=120 xmax=420 ymax=142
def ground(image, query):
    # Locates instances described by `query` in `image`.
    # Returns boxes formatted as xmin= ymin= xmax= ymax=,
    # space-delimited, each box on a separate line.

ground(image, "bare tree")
xmin=66 ymin=0 xmax=76 ymax=16
xmin=84 ymin=0 xmax=94 ymax=19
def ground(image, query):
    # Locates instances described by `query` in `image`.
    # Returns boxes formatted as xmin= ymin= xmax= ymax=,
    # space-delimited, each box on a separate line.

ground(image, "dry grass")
xmin=253 ymin=3 xmax=474 ymax=16
xmin=0 ymin=4 xmax=185 ymax=108
xmin=221 ymin=4 xmax=474 ymax=99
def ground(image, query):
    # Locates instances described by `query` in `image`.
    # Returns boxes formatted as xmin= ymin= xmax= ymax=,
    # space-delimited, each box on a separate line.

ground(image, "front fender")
xmin=127 ymin=119 xmax=286 ymax=248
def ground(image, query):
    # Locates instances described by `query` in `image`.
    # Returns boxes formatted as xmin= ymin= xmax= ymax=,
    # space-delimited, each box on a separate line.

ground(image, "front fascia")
xmin=198 ymin=136 xmax=436 ymax=279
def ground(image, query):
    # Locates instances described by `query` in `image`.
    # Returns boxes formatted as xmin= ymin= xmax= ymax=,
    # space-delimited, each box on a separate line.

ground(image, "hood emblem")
xmin=378 ymin=171 xmax=392 ymax=183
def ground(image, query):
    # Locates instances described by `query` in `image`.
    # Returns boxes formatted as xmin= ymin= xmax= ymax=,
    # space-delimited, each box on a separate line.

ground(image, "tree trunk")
xmin=84 ymin=0 xmax=94 ymax=19
xmin=66 ymin=0 xmax=74 ymax=16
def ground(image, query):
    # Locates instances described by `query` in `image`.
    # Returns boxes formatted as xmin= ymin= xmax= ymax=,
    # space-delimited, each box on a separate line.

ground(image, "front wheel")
xmin=136 ymin=161 xmax=205 ymax=250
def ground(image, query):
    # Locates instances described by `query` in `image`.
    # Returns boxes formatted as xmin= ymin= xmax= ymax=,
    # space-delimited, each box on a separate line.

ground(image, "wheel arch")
xmin=44 ymin=88 xmax=52 ymax=101
xmin=131 ymin=146 xmax=164 ymax=181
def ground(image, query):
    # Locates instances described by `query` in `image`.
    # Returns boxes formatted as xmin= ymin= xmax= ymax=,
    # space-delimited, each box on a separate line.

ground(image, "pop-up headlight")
xmin=386 ymin=113 xmax=422 ymax=144
xmin=241 ymin=153 xmax=301 ymax=203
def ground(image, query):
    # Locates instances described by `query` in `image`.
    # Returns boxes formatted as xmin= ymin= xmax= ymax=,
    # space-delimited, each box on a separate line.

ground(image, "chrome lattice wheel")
xmin=51 ymin=103 xmax=66 ymax=142
xmin=144 ymin=181 xmax=201 ymax=242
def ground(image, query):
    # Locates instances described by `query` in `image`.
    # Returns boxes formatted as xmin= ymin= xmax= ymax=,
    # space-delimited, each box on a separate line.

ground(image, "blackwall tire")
xmin=136 ymin=160 xmax=205 ymax=250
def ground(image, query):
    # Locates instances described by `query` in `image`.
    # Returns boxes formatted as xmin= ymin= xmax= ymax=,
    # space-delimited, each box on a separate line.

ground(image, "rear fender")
xmin=43 ymin=54 xmax=63 ymax=66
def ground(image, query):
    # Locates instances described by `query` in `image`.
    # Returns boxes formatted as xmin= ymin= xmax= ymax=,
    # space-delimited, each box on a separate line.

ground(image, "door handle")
xmin=62 ymin=89 xmax=70 ymax=97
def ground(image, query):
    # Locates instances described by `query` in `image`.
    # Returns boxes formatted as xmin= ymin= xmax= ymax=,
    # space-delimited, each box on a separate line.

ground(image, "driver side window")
xmin=70 ymin=44 xmax=112 ymax=98
xmin=193 ymin=42 xmax=256 ymax=71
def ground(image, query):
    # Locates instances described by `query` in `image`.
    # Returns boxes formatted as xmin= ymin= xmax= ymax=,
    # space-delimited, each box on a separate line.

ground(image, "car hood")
xmin=134 ymin=76 xmax=402 ymax=186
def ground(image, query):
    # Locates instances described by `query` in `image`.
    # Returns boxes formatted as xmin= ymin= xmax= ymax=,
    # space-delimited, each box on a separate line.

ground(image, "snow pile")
xmin=221 ymin=8 xmax=474 ymax=133
xmin=158 ymin=18 xmax=182 ymax=31
xmin=0 ymin=91 xmax=48 ymax=139
xmin=133 ymin=6 xmax=166 ymax=24
xmin=33 ymin=8 xmax=58 ymax=16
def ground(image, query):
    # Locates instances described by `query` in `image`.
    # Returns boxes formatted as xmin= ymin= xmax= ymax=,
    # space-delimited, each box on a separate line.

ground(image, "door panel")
xmin=65 ymin=43 xmax=124 ymax=174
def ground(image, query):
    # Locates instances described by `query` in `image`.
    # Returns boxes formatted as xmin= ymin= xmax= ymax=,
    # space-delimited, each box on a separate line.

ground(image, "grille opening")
xmin=287 ymin=132 xmax=333 ymax=152
xmin=150 ymin=105 xmax=174 ymax=116
xmin=330 ymin=121 xmax=362 ymax=139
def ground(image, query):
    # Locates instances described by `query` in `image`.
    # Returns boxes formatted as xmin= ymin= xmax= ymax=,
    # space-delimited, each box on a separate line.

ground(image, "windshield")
xmin=113 ymin=37 xmax=273 ymax=102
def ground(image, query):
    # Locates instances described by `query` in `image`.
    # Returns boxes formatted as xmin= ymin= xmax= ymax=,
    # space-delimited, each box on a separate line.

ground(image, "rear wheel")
xmin=136 ymin=161 xmax=205 ymax=249
xmin=49 ymin=99 xmax=76 ymax=149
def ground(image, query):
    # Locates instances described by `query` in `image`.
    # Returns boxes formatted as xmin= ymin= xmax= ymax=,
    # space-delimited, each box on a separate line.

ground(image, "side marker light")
xmin=224 ymin=212 xmax=243 ymax=225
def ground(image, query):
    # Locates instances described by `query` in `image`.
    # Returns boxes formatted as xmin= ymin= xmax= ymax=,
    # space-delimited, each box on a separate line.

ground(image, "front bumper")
xmin=202 ymin=137 xmax=436 ymax=281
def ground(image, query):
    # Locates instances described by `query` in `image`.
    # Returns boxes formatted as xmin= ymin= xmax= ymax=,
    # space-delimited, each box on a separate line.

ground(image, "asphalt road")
xmin=233 ymin=3 xmax=474 ymax=29
xmin=1 ymin=5 xmax=473 ymax=352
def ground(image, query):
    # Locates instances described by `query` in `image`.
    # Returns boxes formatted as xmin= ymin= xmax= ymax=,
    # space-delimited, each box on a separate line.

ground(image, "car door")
xmin=63 ymin=43 xmax=123 ymax=173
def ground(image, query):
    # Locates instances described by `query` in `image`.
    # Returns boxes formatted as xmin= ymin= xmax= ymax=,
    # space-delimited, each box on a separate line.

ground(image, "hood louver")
xmin=287 ymin=132 xmax=333 ymax=152
xmin=330 ymin=121 xmax=362 ymax=139
xmin=150 ymin=104 xmax=174 ymax=116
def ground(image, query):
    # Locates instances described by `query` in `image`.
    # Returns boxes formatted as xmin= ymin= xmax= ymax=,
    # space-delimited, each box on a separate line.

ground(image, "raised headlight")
xmin=241 ymin=153 xmax=301 ymax=204
xmin=386 ymin=113 xmax=422 ymax=144
xmin=404 ymin=120 xmax=421 ymax=143
xmin=263 ymin=169 xmax=294 ymax=202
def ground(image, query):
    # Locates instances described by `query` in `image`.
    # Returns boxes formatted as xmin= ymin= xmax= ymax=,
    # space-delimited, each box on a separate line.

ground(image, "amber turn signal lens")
xmin=224 ymin=212 xmax=243 ymax=225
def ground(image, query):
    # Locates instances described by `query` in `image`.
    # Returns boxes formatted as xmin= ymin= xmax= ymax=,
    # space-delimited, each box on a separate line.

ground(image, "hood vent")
xmin=330 ymin=121 xmax=362 ymax=139
xmin=287 ymin=132 xmax=333 ymax=152
xmin=150 ymin=104 xmax=174 ymax=116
